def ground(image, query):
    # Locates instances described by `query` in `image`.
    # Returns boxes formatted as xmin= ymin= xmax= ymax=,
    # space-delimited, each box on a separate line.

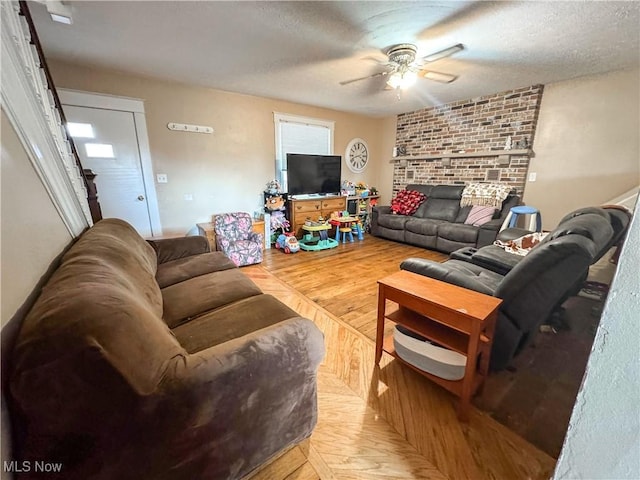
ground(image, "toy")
xmin=264 ymin=194 xmax=286 ymax=212
xmin=341 ymin=180 xmax=356 ymax=196
xmin=270 ymin=210 xmax=289 ymax=231
xmin=265 ymin=179 xmax=282 ymax=194
xmin=275 ymin=233 xmax=300 ymax=254
xmin=299 ymin=223 xmax=338 ymax=251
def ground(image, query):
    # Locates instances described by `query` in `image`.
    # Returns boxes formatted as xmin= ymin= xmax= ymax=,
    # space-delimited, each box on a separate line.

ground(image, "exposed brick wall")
xmin=393 ymin=85 xmax=544 ymax=196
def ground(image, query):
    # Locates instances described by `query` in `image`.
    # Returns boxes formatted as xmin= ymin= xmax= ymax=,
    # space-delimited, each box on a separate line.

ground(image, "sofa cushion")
xmin=376 ymin=226 xmax=406 ymax=243
xmin=405 ymin=218 xmax=444 ymax=236
xmin=401 ymin=258 xmax=503 ymax=295
xmin=417 ymin=197 xmax=460 ymax=222
xmin=147 ymin=236 xmax=210 ymax=263
xmin=436 ymin=236 xmax=476 ymax=254
xmin=172 ymin=294 xmax=300 ymax=353
xmin=406 ymin=184 xmax=434 ymax=197
xmin=377 ymin=213 xmax=411 ymax=230
xmin=414 ymin=185 xmax=464 ymax=222
xmin=545 ymin=213 xmax=612 ymax=245
xmin=156 ymin=252 xmax=237 ymax=288
xmin=11 ymin=219 xmax=185 ymax=400
xmin=430 ymin=184 xmax=466 ymax=200
xmin=62 ymin=218 xmax=163 ymax=316
xmin=454 ymin=205 xmax=473 ymax=223
xmin=405 ymin=231 xmax=438 ymax=249
xmin=12 ymin=285 xmax=186 ymax=398
xmin=161 ymin=268 xmax=262 ymax=327
xmin=438 ymin=223 xmax=480 ymax=243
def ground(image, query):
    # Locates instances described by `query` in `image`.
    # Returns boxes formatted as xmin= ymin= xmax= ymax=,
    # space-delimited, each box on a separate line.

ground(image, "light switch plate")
xmin=528 ymin=172 xmax=537 ymax=182
xmin=156 ymin=174 xmax=168 ymax=183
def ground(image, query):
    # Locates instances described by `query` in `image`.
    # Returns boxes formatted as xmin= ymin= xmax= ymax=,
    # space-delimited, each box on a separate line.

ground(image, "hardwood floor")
xmin=261 ymin=236 xmax=447 ymax=340
xmin=259 ymin=234 xmax=600 ymax=460
xmin=242 ymin=244 xmax=557 ymax=480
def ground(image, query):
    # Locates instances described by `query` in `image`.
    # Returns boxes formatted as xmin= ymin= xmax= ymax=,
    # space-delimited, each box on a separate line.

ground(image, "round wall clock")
xmin=345 ymin=138 xmax=369 ymax=173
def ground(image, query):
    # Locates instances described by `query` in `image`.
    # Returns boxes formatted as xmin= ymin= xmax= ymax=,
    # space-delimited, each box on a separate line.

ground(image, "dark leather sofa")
xmin=371 ymin=184 xmax=520 ymax=254
xmin=400 ymin=208 xmax=618 ymax=371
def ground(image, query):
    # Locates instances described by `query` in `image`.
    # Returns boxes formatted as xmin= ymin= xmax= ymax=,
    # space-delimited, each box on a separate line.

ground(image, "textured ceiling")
xmin=29 ymin=1 xmax=640 ymax=117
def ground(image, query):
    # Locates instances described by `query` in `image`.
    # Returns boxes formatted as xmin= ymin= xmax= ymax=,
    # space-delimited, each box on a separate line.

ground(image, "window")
xmin=66 ymin=122 xmax=95 ymax=138
xmin=274 ymin=113 xmax=334 ymax=191
xmin=84 ymin=143 xmax=115 ymax=158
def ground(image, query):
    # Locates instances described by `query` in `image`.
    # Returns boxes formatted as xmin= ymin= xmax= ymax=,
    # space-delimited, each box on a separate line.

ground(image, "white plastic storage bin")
xmin=393 ymin=325 xmax=467 ymax=381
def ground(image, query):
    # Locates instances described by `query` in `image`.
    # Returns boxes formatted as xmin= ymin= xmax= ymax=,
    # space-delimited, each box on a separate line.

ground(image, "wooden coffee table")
xmin=375 ymin=270 xmax=502 ymax=420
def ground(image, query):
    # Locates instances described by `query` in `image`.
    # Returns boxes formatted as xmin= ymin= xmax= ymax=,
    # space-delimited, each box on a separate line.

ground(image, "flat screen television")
xmin=286 ymin=153 xmax=341 ymax=196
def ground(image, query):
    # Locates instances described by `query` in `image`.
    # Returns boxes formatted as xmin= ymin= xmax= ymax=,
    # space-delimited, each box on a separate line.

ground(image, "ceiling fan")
xmin=340 ymin=43 xmax=464 ymax=90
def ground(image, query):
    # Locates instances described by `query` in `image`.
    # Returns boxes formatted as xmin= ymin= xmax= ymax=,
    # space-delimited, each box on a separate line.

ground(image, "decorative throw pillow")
xmin=464 ymin=205 xmax=496 ymax=226
xmin=391 ymin=189 xmax=427 ymax=216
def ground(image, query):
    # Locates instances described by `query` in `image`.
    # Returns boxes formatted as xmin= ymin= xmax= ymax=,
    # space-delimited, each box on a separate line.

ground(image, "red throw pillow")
xmin=391 ymin=189 xmax=427 ymax=216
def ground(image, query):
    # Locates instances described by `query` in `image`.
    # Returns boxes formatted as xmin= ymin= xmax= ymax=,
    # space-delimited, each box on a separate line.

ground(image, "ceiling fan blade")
xmin=419 ymin=70 xmax=458 ymax=83
xmin=361 ymin=53 xmax=390 ymax=65
xmin=420 ymin=43 xmax=464 ymax=63
xmin=339 ymin=71 xmax=388 ymax=86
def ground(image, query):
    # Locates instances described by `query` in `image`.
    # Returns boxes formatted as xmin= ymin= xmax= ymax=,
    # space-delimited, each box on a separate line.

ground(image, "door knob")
xmin=137 ymin=195 xmax=145 ymax=201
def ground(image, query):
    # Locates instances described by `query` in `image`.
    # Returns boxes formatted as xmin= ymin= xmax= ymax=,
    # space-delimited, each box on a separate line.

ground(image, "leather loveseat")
xmin=7 ymin=218 xmax=324 ymax=480
xmin=371 ymin=184 xmax=520 ymax=253
xmin=400 ymin=208 xmax=616 ymax=371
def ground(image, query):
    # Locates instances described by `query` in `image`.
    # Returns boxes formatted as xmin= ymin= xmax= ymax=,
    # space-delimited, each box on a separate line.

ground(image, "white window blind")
xmin=274 ymin=113 xmax=334 ymax=191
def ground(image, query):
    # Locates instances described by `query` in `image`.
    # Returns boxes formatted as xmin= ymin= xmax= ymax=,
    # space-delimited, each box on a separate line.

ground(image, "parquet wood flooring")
xmin=243 ymin=260 xmax=556 ymax=480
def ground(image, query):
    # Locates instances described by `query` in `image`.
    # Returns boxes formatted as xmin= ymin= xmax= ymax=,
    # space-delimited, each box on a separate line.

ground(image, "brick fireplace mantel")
xmin=389 ymin=148 xmax=534 ymax=163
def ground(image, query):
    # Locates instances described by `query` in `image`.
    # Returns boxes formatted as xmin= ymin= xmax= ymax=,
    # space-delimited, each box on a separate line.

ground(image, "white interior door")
xmin=64 ymin=104 xmax=155 ymax=237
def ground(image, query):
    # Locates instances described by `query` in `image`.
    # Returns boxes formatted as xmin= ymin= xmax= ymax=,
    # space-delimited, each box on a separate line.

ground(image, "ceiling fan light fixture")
xmin=387 ymin=70 xmax=418 ymax=90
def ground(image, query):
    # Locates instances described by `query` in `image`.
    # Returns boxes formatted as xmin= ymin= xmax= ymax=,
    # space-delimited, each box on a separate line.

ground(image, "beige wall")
xmin=526 ymin=68 xmax=640 ymax=228
xmin=47 ymin=61 xmax=639 ymax=233
xmin=553 ymin=198 xmax=640 ymax=479
xmin=1 ymin=109 xmax=73 ymax=326
xmin=48 ymin=60 xmax=386 ymax=236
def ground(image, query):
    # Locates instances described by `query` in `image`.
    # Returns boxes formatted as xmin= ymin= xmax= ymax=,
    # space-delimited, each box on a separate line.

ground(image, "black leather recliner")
xmin=400 ymin=210 xmax=616 ymax=371
xmin=449 ymin=206 xmax=631 ymax=275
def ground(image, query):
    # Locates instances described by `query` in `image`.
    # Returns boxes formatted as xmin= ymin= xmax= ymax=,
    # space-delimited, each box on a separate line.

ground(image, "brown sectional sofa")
xmin=371 ymin=184 xmax=521 ymax=253
xmin=7 ymin=218 xmax=324 ymax=480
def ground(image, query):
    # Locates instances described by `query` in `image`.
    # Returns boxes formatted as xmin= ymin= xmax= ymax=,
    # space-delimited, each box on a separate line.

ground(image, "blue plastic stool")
xmin=501 ymin=205 xmax=542 ymax=232
xmin=352 ymin=222 xmax=364 ymax=240
xmin=340 ymin=227 xmax=354 ymax=243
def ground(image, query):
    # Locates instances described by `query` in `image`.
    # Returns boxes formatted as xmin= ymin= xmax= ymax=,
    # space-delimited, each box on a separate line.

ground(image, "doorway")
xmin=59 ymin=89 xmax=162 ymax=237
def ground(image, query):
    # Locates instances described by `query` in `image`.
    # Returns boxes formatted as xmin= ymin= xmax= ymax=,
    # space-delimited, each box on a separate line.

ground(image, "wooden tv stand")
xmin=289 ymin=195 xmax=346 ymax=238
xmin=375 ymin=270 xmax=502 ymax=421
